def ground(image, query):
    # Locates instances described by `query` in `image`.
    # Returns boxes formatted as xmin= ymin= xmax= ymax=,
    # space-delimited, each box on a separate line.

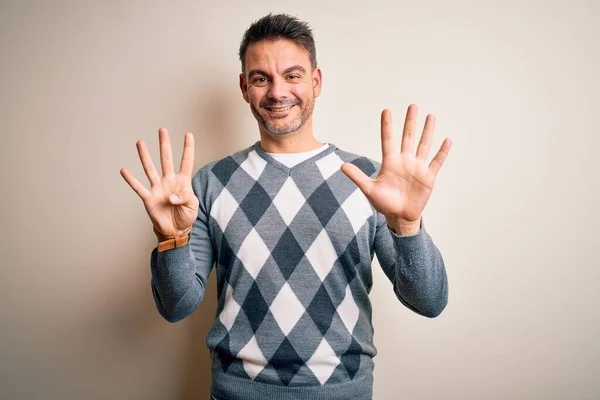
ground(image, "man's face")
xmin=240 ymin=39 xmax=322 ymax=136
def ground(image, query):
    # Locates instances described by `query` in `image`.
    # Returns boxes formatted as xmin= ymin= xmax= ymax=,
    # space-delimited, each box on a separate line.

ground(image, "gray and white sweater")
xmin=150 ymin=142 xmax=448 ymax=400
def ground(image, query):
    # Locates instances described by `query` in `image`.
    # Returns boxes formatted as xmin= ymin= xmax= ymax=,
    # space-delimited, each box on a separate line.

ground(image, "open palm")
xmin=341 ymin=105 xmax=451 ymax=227
xmin=120 ymin=129 xmax=199 ymax=239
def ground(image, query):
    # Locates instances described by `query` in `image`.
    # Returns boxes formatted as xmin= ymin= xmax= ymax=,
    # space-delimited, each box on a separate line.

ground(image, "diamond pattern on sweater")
xmin=307 ymin=181 xmax=340 ymax=227
xmin=236 ymin=228 xmax=270 ymax=279
xmin=286 ymin=203 xmax=325 ymax=253
xmin=254 ymin=311 xmax=286 ymax=361
xmin=272 ymin=176 xmax=305 ymax=226
xmin=210 ymin=187 xmax=239 ymax=232
xmin=306 ymin=338 xmax=340 ymax=385
xmin=239 ymin=149 xmax=267 ymax=180
xmin=321 ymin=261 xmax=351 ymax=308
xmin=271 ymin=228 xmax=305 ymax=280
xmin=208 ymin=145 xmax=379 ymax=387
xmin=341 ymin=337 xmax=363 ymax=379
xmin=316 ymin=152 xmax=345 ymax=180
xmin=221 ymin=165 xmax=256 ymax=205
xmin=242 ymin=282 xmax=269 ymax=333
xmin=286 ymin=257 xmax=322 ymax=307
xmin=289 ymin=364 xmax=322 ymax=387
xmin=239 ymin=182 xmax=271 ymax=226
xmin=306 ymin=285 xmax=336 ymax=335
xmin=286 ymin=312 xmax=323 ymax=361
xmin=218 ymin=236 xmax=236 ymax=284
xmin=212 ymin=156 xmax=239 ymax=187
xmin=216 ymin=333 xmax=235 ymax=372
xmin=337 ymin=286 xmax=360 ymax=334
xmin=219 ymin=284 xmax=241 ymax=331
xmin=338 ymin=237 xmax=360 ymax=284
xmin=270 ymin=338 xmax=305 ymax=386
xmin=305 ymin=229 xmax=338 ymax=281
xmin=341 ymin=188 xmax=374 ymax=234
xmin=239 ymin=335 xmax=268 ymax=380
xmin=253 ymin=258 xmax=286 ymax=306
xmin=323 ymin=313 xmax=353 ymax=353
xmin=255 ymin=364 xmax=283 ymax=385
xmin=270 ymin=282 xmax=305 ymax=335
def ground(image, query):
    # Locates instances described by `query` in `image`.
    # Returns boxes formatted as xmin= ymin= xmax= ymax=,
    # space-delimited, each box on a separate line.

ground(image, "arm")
xmin=341 ymin=105 xmax=451 ymax=317
xmin=120 ymin=129 xmax=212 ymax=323
xmin=150 ymin=170 xmax=214 ymax=323
xmin=374 ymin=214 xmax=448 ymax=317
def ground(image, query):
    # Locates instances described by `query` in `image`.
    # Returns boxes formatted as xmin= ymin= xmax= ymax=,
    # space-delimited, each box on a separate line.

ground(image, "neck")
xmin=258 ymin=119 xmax=322 ymax=153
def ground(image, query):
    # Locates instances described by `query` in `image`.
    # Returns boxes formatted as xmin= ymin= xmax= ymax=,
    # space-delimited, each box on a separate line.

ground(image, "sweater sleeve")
xmin=373 ymin=212 xmax=448 ymax=318
xmin=149 ymin=168 xmax=215 ymax=323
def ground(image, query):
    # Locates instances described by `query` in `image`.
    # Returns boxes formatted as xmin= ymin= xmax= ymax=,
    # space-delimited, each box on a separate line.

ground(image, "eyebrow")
xmin=282 ymin=65 xmax=307 ymax=75
xmin=247 ymin=65 xmax=307 ymax=78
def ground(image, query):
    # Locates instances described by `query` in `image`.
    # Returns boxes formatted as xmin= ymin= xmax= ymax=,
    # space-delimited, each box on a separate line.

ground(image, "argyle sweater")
xmin=150 ymin=142 xmax=448 ymax=400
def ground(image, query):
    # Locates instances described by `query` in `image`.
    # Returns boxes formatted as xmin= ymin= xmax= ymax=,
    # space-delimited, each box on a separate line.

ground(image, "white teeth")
xmin=268 ymin=105 xmax=293 ymax=112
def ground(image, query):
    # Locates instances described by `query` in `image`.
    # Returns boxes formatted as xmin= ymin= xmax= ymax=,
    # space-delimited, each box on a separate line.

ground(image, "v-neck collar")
xmin=253 ymin=141 xmax=337 ymax=174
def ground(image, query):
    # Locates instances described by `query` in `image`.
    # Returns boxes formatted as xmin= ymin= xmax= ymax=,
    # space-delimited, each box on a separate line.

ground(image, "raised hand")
xmin=341 ymin=105 xmax=451 ymax=235
xmin=120 ymin=129 xmax=199 ymax=240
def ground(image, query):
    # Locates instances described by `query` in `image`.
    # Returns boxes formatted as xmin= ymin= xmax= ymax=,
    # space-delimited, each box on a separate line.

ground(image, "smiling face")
xmin=239 ymin=39 xmax=322 ymax=137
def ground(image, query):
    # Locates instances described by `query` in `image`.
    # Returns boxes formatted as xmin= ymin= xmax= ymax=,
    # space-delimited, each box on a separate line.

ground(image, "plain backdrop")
xmin=1 ymin=1 xmax=598 ymax=399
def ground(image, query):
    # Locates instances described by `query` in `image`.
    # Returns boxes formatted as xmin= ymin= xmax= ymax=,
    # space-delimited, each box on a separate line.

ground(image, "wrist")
xmin=154 ymin=226 xmax=192 ymax=242
xmin=386 ymin=216 xmax=421 ymax=236
xmin=156 ymin=226 xmax=193 ymax=252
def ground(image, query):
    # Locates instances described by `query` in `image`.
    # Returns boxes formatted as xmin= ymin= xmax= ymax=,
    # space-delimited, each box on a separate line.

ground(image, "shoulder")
xmin=192 ymin=143 xmax=257 ymax=184
xmin=332 ymin=145 xmax=381 ymax=179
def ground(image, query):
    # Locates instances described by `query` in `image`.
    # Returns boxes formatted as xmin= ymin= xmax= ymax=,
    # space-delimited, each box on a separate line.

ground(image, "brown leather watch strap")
xmin=157 ymin=226 xmax=192 ymax=252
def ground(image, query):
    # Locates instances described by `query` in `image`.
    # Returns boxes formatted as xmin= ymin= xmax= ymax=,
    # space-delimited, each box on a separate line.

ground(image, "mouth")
xmin=264 ymin=105 xmax=295 ymax=113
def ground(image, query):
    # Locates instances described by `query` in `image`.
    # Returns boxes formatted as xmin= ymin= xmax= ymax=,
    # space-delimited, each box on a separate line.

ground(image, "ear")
xmin=239 ymin=73 xmax=249 ymax=103
xmin=312 ymin=67 xmax=323 ymax=98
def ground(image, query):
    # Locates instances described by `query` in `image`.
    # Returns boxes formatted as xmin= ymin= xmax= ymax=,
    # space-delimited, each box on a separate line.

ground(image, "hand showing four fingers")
xmin=120 ymin=129 xmax=199 ymax=240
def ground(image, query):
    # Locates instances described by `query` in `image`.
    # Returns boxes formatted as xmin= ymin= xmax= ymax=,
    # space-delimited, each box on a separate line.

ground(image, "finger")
xmin=341 ymin=163 xmax=375 ymax=196
xmin=179 ymin=132 xmax=195 ymax=176
xmin=380 ymin=109 xmax=394 ymax=158
xmin=120 ymin=168 xmax=150 ymax=199
xmin=401 ymin=104 xmax=418 ymax=155
xmin=136 ymin=140 xmax=160 ymax=186
xmin=159 ymin=128 xmax=175 ymax=176
xmin=416 ymin=114 xmax=435 ymax=161
xmin=429 ymin=138 xmax=452 ymax=176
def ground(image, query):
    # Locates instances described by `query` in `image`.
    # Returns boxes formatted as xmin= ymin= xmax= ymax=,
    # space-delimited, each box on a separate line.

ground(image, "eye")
xmin=287 ymin=74 xmax=301 ymax=80
xmin=253 ymin=77 xmax=268 ymax=85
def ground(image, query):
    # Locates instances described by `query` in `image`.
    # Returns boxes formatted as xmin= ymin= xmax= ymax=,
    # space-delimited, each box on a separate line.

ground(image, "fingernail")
xmin=170 ymin=194 xmax=180 ymax=202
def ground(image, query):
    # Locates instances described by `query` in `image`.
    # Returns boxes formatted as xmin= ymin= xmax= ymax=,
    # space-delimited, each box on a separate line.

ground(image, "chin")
xmin=265 ymin=125 xmax=298 ymax=136
xmin=267 ymin=125 xmax=300 ymax=135
xmin=262 ymin=116 xmax=303 ymax=135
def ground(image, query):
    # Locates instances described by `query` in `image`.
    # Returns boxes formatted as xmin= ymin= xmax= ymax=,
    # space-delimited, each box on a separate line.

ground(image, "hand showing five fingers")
xmin=341 ymin=105 xmax=452 ymax=234
xmin=120 ymin=129 xmax=199 ymax=240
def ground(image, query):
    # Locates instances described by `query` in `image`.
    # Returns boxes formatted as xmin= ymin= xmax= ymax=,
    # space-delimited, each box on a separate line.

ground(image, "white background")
xmin=1 ymin=1 xmax=598 ymax=398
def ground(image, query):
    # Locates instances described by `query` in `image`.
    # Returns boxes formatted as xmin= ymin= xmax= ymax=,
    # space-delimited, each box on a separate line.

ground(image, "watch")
xmin=157 ymin=226 xmax=192 ymax=252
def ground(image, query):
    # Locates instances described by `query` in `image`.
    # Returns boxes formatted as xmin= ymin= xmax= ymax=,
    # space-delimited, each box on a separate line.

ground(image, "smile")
xmin=265 ymin=105 xmax=294 ymax=112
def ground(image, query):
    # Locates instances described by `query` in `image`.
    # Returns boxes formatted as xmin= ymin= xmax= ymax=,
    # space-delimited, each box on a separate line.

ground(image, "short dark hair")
xmin=238 ymin=13 xmax=317 ymax=72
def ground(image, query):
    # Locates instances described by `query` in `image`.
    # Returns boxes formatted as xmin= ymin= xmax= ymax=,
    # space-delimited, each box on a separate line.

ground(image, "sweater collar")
xmin=253 ymin=141 xmax=337 ymax=174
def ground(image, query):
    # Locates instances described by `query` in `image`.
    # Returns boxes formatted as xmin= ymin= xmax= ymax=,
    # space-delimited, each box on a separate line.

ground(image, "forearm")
xmin=150 ymin=244 xmax=208 ymax=323
xmin=149 ymin=167 xmax=216 ymax=323
xmin=389 ymin=226 xmax=448 ymax=318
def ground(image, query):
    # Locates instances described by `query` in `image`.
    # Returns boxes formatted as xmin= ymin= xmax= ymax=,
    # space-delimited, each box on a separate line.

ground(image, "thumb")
xmin=169 ymin=191 xmax=190 ymax=205
xmin=169 ymin=193 xmax=182 ymax=204
xmin=341 ymin=163 xmax=374 ymax=196
xmin=169 ymin=188 xmax=199 ymax=207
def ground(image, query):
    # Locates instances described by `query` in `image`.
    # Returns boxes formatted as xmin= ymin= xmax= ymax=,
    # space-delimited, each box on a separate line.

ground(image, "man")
xmin=121 ymin=13 xmax=451 ymax=400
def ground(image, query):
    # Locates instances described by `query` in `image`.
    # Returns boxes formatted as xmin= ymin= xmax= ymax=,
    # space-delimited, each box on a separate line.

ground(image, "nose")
xmin=267 ymin=76 xmax=287 ymax=101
